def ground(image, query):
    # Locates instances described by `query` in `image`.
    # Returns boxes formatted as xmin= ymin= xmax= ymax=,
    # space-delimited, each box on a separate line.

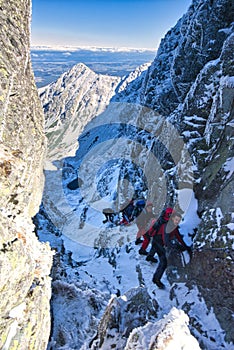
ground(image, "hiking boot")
xmin=135 ymin=238 xmax=143 ymax=245
xmin=152 ymin=277 xmax=165 ymax=289
xmin=146 ymin=255 xmax=158 ymax=263
xmin=139 ymin=248 xmax=148 ymax=255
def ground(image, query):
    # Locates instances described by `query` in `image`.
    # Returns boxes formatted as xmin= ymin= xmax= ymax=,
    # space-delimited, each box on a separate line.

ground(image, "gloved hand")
xmin=168 ymin=239 xmax=184 ymax=250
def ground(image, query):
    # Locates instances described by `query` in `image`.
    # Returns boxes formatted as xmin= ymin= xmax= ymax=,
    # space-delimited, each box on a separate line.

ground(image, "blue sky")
xmin=31 ymin=0 xmax=192 ymax=49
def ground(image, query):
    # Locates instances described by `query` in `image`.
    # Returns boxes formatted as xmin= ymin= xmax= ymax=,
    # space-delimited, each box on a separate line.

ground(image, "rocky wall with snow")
xmin=114 ymin=0 xmax=234 ymax=246
xmin=168 ymin=249 xmax=234 ymax=344
xmin=0 ymin=1 xmax=52 ymax=348
xmin=114 ymin=0 xmax=234 ymax=341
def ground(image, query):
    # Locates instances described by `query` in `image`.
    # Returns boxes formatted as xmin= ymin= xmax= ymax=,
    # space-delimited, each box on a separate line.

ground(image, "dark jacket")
xmin=154 ymin=221 xmax=186 ymax=249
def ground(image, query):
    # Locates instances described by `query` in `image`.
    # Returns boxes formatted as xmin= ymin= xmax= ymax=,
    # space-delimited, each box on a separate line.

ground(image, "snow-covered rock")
xmin=87 ymin=287 xmax=158 ymax=350
xmin=125 ymin=307 xmax=201 ymax=350
xmin=0 ymin=1 xmax=52 ymax=349
xmin=39 ymin=63 xmax=121 ymax=164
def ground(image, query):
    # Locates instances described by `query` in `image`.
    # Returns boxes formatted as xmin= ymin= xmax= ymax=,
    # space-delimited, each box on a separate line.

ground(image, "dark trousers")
xmin=148 ymin=236 xmax=167 ymax=281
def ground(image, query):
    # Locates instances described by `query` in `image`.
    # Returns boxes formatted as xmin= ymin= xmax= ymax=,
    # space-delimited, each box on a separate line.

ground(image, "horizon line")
xmin=31 ymin=44 xmax=156 ymax=53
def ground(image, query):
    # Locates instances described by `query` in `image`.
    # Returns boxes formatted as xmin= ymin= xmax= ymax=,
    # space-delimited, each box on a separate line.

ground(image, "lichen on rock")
xmin=0 ymin=1 xmax=52 ymax=349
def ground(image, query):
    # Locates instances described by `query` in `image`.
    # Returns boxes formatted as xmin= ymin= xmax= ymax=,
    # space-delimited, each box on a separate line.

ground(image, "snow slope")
xmin=36 ymin=209 xmax=232 ymax=350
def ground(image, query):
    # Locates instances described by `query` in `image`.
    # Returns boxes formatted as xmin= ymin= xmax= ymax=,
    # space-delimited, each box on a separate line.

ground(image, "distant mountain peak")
xmin=39 ymin=62 xmax=121 ymax=163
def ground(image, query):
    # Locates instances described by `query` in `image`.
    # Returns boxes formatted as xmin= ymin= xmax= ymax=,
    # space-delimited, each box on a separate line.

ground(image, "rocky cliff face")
xmin=0 ymin=1 xmax=52 ymax=349
xmin=143 ymin=0 xmax=234 ymax=112
xmin=114 ymin=0 xmax=234 ymax=245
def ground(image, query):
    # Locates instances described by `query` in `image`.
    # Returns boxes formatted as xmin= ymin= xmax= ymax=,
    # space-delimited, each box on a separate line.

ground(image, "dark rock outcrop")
xmin=168 ymin=249 xmax=234 ymax=344
xmin=144 ymin=0 xmax=234 ymax=114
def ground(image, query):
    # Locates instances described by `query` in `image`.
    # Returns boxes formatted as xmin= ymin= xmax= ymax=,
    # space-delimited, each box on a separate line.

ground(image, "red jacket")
xmin=156 ymin=223 xmax=186 ymax=247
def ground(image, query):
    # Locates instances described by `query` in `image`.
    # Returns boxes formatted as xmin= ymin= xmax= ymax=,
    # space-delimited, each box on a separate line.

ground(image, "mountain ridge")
xmin=31 ymin=45 xmax=156 ymax=53
xmin=39 ymin=62 xmax=121 ymax=164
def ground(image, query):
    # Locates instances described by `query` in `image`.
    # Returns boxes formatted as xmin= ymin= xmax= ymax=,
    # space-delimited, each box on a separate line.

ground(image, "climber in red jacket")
xmin=139 ymin=207 xmax=174 ymax=259
xmin=147 ymin=211 xmax=192 ymax=289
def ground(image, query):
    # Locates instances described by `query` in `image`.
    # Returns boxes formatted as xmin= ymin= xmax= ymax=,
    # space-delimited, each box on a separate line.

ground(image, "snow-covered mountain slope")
xmin=39 ymin=63 xmax=121 ymax=164
xmin=39 ymin=61 xmax=152 ymax=167
xmin=36 ymin=0 xmax=234 ymax=349
xmin=35 ymin=208 xmax=232 ymax=350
